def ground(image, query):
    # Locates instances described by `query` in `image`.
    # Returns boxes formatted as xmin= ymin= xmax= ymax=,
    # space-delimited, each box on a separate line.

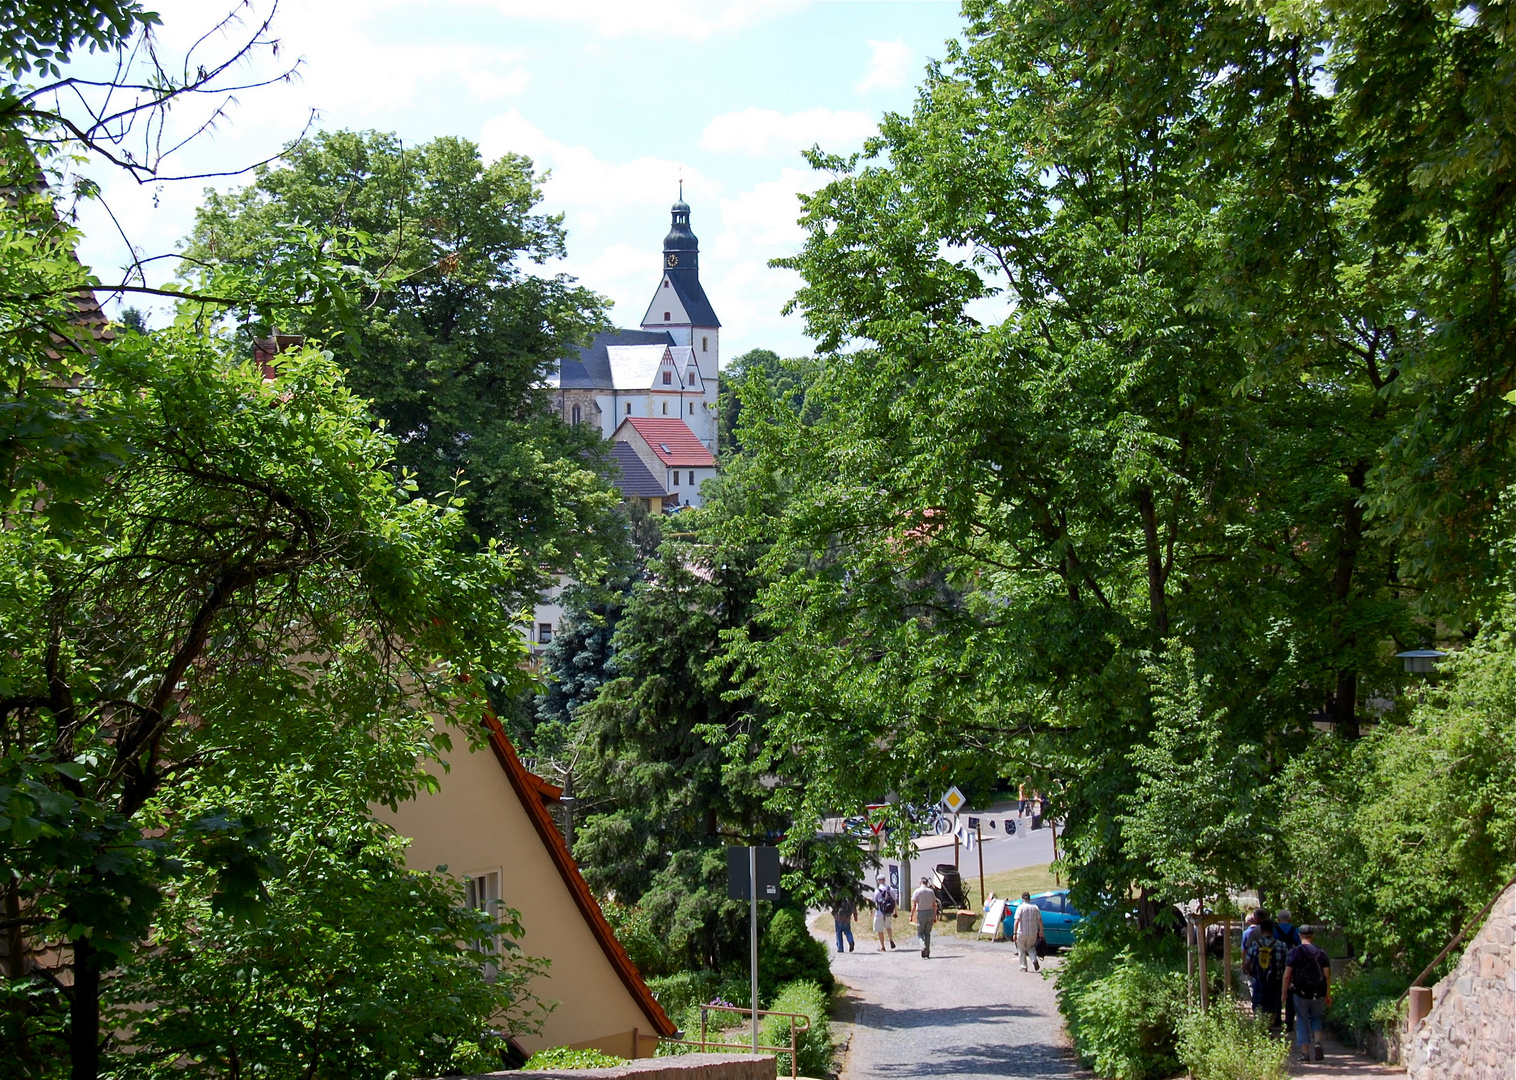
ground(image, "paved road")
xmin=828 ymin=931 xmax=1085 ymax=1080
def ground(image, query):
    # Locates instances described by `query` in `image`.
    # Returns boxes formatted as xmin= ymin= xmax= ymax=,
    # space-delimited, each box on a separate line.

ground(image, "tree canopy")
xmin=184 ymin=130 xmax=626 ymax=601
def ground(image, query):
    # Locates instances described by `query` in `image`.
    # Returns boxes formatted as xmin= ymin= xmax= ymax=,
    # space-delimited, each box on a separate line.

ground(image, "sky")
xmin=67 ymin=0 xmax=968 ymax=362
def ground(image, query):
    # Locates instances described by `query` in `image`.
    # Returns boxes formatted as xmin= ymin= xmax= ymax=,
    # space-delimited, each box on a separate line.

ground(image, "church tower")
xmin=640 ymin=193 xmax=720 ymax=392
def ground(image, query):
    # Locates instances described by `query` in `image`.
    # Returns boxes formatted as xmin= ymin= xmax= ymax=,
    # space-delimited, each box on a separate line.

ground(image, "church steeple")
xmin=662 ymin=189 xmax=698 ymax=273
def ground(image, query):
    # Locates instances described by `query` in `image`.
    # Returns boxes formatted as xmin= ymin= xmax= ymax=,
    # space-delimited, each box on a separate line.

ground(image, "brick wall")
xmin=1404 ymin=881 xmax=1516 ymax=1080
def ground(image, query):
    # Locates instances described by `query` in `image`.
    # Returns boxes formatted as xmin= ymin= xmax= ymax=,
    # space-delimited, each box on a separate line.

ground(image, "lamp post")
xmin=1396 ymin=649 xmax=1446 ymax=706
xmin=1395 ymin=649 xmax=1446 ymax=674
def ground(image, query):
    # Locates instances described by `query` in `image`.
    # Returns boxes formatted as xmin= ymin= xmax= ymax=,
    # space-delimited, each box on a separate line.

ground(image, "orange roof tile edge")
xmin=621 ymin=417 xmax=716 ymax=467
xmin=480 ymin=712 xmax=677 ymax=1037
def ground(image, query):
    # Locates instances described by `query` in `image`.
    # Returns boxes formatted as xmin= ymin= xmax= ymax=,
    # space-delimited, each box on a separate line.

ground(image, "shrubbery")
xmin=522 ymin=1046 xmax=627 ymax=1070
xmin=1327 ymin=967 xmax=1409 ymax=1046
xmin=1177 ymin=1003 xmax=1289 ymax=1080
xmin=1057 ymin=933 xmax=1187 ymax=1080
xmin=759 ymin=980 xmax=834 ymax=1080
xmin=758 ymin=907 xmax=836 ymax=998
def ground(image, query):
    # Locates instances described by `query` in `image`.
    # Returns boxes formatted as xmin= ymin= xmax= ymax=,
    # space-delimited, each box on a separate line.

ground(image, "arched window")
xmin=571 ymin=404 xmax=581 ymax=425
xmin=625 ymin=402 xmax=631 ymax=414
xmin=663 ymin=311 xmax=671 ymax=321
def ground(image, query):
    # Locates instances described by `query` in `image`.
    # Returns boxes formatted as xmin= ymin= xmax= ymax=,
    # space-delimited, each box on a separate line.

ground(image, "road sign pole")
xmin=749 ymin=845 xmax=759 ymax=1054
xmin=953 ymin=811 xmax=960 ymax=869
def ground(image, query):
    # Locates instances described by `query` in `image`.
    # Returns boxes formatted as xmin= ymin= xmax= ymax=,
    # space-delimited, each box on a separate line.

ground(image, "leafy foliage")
xmin=758 ymin=908 xmax=835 ymax=999
xmin=522 ymin=1046 xmax=627 ymax=1070
xmin=1176 ymin=1004 xmax=1289 ymax=1080
xmin=1276 ymin=608 xmax=1516 ymax=970
xmin=106 ymin=771 xmax=546 ymax=1080
xmin=183 ymin=129 xmax=625 ymax=599
xmin=1057 ymin=933 xmax=1188 ymax=1080
xmin=759 ymin=979 xmax=834 ymax=1080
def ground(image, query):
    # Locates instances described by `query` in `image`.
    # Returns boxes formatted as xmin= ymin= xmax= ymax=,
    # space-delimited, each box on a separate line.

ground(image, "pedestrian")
xmin=1275 ymin=909 xmax=1301 ymax=1033
xmin=1282 ymin=925 xmax=1332 ymax=1063
xmin=1018 ymin=777 xmax=1031 ymax=818
xmin=1243 ymin=916 xmax=1287 ymax=1029
xmin=910 ymin=875 xmax=939 ymax=958
xmin=871 ymin=875 xmax=898 ymax=952
xmin=1012 ymin=892 xmax=1043 ymax=972
xmin=831 ymin=891 xmax=857 ymax=953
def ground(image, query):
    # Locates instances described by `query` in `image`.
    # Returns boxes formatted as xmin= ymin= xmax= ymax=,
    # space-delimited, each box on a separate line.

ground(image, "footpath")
xmin=825 ymin=930 xmax=1084 ymax=1080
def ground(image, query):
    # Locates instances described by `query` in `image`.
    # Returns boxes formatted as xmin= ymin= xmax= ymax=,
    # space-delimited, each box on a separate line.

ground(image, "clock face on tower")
xmin=666 ymin=253 xmax=679 ymax=267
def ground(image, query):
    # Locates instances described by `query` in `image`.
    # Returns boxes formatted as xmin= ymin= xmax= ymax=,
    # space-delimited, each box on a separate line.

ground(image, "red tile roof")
xmin=620 ymin=417 xmax=716 ymax=467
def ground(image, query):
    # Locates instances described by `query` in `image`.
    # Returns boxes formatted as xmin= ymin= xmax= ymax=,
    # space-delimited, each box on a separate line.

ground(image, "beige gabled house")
xmin=377 ymin=715 xmax=675 ymax=1058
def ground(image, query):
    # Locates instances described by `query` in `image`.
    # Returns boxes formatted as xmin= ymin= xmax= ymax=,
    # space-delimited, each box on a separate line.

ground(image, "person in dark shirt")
xmin=1282 ymin=925 xmax=1332 ymax=1063
xmin=831 ymin=892 xmax=857 ymax=953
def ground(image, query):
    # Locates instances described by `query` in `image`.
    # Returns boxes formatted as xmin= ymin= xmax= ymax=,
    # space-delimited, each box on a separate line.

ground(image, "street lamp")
xmin=1396 ymin=649 xmax=1446 ymax=674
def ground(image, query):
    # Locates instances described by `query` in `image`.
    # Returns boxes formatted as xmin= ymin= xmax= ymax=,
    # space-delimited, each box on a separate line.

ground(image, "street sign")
xmin=941 ymin=785 xmax=967 ymax=814
xmin=888 ymin=864 xmax=899 ymax=892
xmin=865 ymin=803 xmax=889 ymax=836
xmin=726 ymin=846 xmax=781 ymax=901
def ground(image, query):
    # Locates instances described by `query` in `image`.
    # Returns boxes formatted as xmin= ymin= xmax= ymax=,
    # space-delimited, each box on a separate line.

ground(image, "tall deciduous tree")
xmin=183 ymin=130 xmax=625 ymax=601
xmin=722 ymin=0 xmax=1466 ymax=915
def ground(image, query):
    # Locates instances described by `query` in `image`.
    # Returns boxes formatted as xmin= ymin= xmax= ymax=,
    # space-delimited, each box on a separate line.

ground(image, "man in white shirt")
xmin=910 ymin=876 xmax=939 ymax=958
xmin=1012 ymin=891 xmax=1043 ymax=971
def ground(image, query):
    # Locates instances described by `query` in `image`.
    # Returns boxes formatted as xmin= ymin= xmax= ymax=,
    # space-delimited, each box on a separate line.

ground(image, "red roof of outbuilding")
xmin=619 ymin=417 xmax=716 ymax=467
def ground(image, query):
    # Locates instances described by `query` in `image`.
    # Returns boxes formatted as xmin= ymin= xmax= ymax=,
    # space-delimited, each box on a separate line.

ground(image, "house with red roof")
xmin=613 ymin=415 xmax=718 ymax=509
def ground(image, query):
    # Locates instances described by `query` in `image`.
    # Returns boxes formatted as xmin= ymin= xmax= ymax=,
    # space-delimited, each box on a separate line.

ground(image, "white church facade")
xmin=549 ymin=196 xmax=720 ymax=507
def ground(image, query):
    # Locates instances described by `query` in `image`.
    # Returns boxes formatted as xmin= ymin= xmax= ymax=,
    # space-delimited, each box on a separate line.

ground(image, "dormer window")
xmin=663 ymin=370 xmax=672 ymax=385
xmin=687 ymin=372 xmax=695 ymax=385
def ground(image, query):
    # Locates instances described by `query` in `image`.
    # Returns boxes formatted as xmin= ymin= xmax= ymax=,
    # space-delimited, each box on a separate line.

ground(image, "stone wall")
xmin=1404 ymin=881 xmax=1516 ymax=1080
xmin=464 ymin=1053 xmax=778 ymax=1080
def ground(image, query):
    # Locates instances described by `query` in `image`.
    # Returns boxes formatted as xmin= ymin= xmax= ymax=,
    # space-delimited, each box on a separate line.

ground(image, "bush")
xmin=521 ymin=1046 xmax=627 ymax=1070
xmin=759 ymin=907 xmax=835 ymax=999
xmin=759 ymin=979 xmax=834 ymax=1079
xmin=1058 ymin=935 xmax=1188 ymax=1080
xmin=1327 ymin=966 xmax=1409 ymax=1045
xmin=1177 ymin=1003 xmax=1289 ymax=1080
xmin=601 ymin=899 xmax=678 ymax=979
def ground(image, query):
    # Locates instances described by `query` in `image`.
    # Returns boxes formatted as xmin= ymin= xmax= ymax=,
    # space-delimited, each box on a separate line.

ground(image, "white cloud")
xmin=856 ymin=38 xmax=913 ymax=94
xmin=480 ymin=109 xmax=712 ymax=228
xmin=468 ymin=0 xmax=808 ymax=41
xmin=710 ymin=168 xmax=825 ymax=258
xmin=700 ymin=107 xmax=875 ymax=158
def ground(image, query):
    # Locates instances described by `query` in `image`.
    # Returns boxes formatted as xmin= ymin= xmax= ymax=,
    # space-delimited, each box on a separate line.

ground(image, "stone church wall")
xmin=1404 ymin=880 xmax=1516 ymax=1080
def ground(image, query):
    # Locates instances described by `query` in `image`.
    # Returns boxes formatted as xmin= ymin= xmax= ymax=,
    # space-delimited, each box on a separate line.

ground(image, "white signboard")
xmin=941 ymin=785 xmax=967 ymax=814
xmin=979 ymin=897 xmax=1007 ymax=940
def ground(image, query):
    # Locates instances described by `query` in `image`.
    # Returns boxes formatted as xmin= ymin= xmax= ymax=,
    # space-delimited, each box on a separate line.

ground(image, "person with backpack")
xmin=1243 ymin=916 xmax=1287 ymax=1028
xmin=871 ymin=875 xmax=898 ymax=951
xmin=1274 ymin=909 xmax=1302 ymax=1034
xmin=1282 ymin=925 xmax=1332 ymax=1063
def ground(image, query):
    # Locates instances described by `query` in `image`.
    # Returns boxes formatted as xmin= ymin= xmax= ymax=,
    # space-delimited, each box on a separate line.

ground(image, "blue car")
xmin=1003 ymin=890 xmax=1085 ymax=953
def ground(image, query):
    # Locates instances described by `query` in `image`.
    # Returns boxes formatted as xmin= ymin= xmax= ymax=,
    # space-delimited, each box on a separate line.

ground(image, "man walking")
xmin=910 ymin=876 xmax=939 ymax=958
xmin=1282 ymin=925 xmax=1332 ymax=1063
xmin=871 ymin=876 xmax=898 ymax=952
xmin=1012 ymin=892 xmax=1043 ymax=971
xmin=831 ymin=891 xmax=856 ymax=953
xmin=1243 ymin=916 xmax=1287 ymax=1029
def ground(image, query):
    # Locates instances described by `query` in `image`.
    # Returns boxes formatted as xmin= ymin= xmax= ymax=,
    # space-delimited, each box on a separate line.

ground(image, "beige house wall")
xmin=375 ymin=729 xmax=661 ymax=1057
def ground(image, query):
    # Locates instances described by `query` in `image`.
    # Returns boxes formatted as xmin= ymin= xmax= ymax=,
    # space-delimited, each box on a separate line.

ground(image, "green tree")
xmin=0 ymin=330 xmax=528 ymax=1080
xmin=717 ymin=348 xmax=817 ymax=457
xmin=721 ymin=0 xmax=1433 ymax=921
xmin=183 ymin=130 xmax=624 ymax=599
xmin=107 ymin=771 xmax=547 ymax=1080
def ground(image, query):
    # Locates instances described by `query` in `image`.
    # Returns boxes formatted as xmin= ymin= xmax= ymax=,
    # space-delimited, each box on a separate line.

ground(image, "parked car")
xmin=1003 ymin=889 xmax=1086 ymax=953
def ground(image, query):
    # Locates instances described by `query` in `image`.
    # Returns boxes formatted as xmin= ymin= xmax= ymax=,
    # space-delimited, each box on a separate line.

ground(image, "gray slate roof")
xmin=608 ymin=442 xmax=668 ymax=499
xmin=664 ymin=268 xmax=721 ymax=328
xmin=555 ymin=329 xmax=676 ymax=390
